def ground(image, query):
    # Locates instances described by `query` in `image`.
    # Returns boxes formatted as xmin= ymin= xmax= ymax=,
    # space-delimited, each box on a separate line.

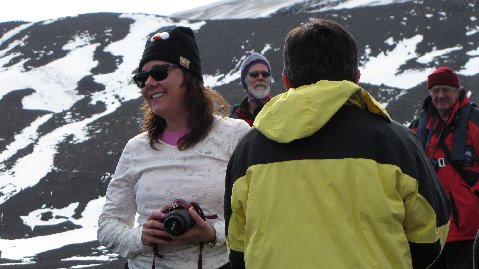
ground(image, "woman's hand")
xmin=168 ymin=207 xmax=216 ymax=245
xmin=141 ymin=207 xmax=172 ymax=246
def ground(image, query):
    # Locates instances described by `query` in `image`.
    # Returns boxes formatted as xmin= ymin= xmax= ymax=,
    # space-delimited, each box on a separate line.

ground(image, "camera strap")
xmin=198 ymin=243 xmax=204 ymax=269
xmin=197 ymin=213 xmax=218 ymax=269
xmin=151 ymin=238 xmax=213 ymax=269
xmin=152 ymin=244 xmax=163 ymax=269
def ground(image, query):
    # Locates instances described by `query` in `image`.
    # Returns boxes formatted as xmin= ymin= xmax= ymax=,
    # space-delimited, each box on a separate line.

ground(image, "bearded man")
xmin=230 ymin=51 xmax=272 ymax=126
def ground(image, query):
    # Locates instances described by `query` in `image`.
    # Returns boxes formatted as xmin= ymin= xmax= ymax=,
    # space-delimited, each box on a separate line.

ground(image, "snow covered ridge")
xmin=172 ymin=0 xmax=417 ymax=20
xmin=0 ymin=0 xmax=478 ymax=267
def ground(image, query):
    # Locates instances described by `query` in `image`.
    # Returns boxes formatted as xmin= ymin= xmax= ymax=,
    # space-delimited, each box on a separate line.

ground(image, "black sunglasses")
xmin=247 ymin=71 xmax=271 ymax=78
xmin=133 ymin=63 xmax=178 ymax=88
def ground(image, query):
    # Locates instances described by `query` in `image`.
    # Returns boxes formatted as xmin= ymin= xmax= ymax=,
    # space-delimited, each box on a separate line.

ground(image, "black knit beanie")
xmin=138 ymin=26 xmax=202 ymax=81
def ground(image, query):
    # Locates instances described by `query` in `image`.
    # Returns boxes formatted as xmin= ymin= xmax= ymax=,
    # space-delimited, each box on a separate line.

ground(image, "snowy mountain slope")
xmin=0 ymin=0 xmax=478 ymax=268
xmin=172 ymin=0 xmax=416 ymax=20
xmin=172 ymin=0 xmax=307 ymax=20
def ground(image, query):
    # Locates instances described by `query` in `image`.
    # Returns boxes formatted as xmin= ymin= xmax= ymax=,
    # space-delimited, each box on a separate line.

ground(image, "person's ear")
xmin=282 ymin=72 xmax=292 ymax=90
xmin=355 ymin=69 xmax=361 ymax=84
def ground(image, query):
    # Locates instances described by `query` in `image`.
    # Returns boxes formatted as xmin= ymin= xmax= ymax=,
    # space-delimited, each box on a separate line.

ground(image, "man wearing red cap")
xmin=410 ymin=66 xmax=479 ymax=269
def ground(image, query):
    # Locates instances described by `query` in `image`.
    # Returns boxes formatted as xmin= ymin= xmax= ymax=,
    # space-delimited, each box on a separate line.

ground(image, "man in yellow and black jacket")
xmin=224 ymin=18 xmax=450 ymax=269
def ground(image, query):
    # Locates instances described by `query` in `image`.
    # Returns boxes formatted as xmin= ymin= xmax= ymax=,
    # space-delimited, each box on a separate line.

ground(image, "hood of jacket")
xmin=253 ymin=80 xmax=391 ymax=143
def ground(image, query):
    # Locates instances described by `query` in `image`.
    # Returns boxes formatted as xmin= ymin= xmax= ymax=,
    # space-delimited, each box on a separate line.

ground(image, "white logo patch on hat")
xmin=150 ymin=32 xmax=170 ymax=42
xmin=180 ymin=56 xmax=190 ymax=69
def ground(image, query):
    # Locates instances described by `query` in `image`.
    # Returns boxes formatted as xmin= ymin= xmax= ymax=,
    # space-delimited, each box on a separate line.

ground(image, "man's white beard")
xmin=247 ymin=84 xmax=270 ymax=100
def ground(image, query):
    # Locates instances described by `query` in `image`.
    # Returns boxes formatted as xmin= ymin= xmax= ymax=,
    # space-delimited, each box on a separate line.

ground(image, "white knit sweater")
xmin=98 ymin=116 xmax=251 ymax=269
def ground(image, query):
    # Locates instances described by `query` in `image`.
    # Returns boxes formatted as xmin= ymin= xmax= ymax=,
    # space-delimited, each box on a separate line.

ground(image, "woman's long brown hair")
xmin=141 ymin=69 xmax=229 ymax=150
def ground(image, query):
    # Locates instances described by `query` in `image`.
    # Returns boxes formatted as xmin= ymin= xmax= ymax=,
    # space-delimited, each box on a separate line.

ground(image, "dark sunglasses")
xmin=247 ymin=71 xmax=271 ymax=78
xmin=133 ymin=63 xmax=178 ymax=88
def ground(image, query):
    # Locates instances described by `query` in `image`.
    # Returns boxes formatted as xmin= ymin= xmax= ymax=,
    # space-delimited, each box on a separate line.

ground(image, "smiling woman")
xmin=97 ymin=25 xmax=251 ymax=269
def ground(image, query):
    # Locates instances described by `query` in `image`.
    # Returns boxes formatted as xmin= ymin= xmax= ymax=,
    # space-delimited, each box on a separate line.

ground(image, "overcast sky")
xmin=0 ymin=0 xmax=224 ymax=23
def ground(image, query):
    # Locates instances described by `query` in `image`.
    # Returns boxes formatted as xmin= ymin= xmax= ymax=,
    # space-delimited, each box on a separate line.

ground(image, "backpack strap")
xmin=417 ymin=111 xmax=439 ymax=151
xmin=417 ymin=111 xmax=429 ymax=149
xmin=451 ymin=103 xmax=472 ymax=162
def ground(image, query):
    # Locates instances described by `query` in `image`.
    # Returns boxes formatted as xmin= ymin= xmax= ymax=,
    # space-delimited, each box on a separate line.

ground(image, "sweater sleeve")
xmin=97 ymin=139 xmax=147 ymax=259
xmin=227 ymin=118 xmax=251 ymax=156
xmin=210 ymin=221 xmax=226 ymax=247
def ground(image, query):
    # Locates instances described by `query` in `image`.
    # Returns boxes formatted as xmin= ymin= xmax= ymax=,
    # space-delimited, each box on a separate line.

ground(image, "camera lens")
xmin=164 ymin=209 xmax=193 ymax=236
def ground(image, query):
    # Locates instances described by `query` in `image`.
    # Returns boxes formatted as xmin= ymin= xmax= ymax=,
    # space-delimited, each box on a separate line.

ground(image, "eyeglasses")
xmin=429 ymin=87 xmax=456 ymax=95
xmin=247 ymin=71 xmax=271 ymax=78
xmin=133 ymin=63 xmax=178 ymax=88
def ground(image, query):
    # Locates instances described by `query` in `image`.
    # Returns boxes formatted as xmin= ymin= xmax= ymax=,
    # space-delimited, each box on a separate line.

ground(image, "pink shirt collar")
xmin=161 ymin=129 xmax=189 ymax=146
